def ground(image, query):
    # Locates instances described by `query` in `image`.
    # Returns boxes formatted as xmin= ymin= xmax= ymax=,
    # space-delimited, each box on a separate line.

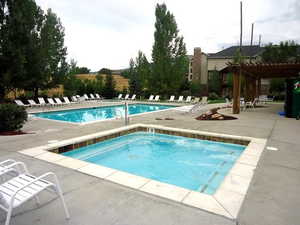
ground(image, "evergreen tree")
xmin=102 ymin=71 xmax=116 ymax=98
xmin=0 ymin=0 xmax=68 ymax=100
xmin=128 ymin=51 xmax=150 ymax=95
xmin=0 ymin=0 xmax=42 ymax=101
xmin=151 ymin=3 xmax=188 ymax=95
xmin=24 ymin=8 xmax=67 ymax=97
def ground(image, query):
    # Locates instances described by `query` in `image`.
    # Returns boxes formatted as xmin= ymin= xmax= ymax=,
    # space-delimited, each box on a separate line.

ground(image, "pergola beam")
xmin=226 ymin=62 xmax=300 ymax=114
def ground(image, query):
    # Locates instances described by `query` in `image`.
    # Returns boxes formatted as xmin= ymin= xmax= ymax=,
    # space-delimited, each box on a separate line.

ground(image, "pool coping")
xmin=30 ymin=102 xmax=179 ymax=126
xmin=18 ymin=123 xmax=266 ymax=220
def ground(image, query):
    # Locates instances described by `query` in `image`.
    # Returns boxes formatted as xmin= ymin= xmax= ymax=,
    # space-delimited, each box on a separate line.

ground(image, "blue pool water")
xmin=34 ymin=104 xmax=174 ymax=123
xmin=63 ymin=132 xmax=246 ymax=194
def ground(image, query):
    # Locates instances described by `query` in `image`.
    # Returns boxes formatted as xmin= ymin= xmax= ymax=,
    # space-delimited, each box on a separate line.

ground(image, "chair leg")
xmin=5 ymin=207 xmax=12 ymax=225
xmin=52 ymin=174 xmax=70 ymax=219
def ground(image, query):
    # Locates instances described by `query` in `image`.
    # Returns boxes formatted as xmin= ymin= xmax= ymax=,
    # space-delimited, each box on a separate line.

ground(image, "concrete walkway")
xmin=0 ymin=102 xmax=299 ymax=225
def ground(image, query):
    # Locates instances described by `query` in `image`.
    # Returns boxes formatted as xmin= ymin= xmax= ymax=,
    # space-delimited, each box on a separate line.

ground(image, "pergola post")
xmin=232 ymin=71 xmax=241 ymax=114
xmin=250 ymin=77 xmax=257 ymax=101
xmin=245 ymin=76 xmax=251 ymax=102
xmin=257 ymin=78 xmax=261 ymax=97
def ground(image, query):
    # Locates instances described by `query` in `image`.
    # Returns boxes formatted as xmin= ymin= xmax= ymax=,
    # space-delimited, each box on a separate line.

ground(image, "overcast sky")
xmin=36 ymin=0 xmax=300 ymax=71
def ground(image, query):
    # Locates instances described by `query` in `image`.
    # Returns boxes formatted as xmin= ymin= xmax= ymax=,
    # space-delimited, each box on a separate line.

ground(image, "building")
xmin=187 ymin=45 xmax=269 ymax=95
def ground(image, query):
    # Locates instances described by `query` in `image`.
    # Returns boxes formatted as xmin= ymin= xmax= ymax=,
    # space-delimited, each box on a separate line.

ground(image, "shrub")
xmin=0 ymin=104 xmax=28 ymax=132
xmin=208 ymin=92 xmax=219 ymax=100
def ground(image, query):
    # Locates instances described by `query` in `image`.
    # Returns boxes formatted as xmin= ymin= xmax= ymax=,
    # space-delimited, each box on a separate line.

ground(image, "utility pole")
xmin=239 ymin=1 xmax=243 ymax=55
xmin=250 ymin=23 xmax=254 ymax=63
xmin=259 ymin=34 xmax=262 ymax=46
xmin=250 ymin=23 xmax=254 ymax=46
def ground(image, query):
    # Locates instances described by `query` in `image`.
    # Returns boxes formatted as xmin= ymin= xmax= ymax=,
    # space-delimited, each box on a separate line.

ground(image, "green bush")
xmin=0 ymin=104 xmax=28 ymax=132
xmin=208 ymin=92 xmax=219 ymax=100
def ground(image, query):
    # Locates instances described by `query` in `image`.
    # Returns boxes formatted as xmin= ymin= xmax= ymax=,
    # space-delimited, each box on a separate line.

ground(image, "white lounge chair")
xmin=63 ymin=97 xmax=73 ymax=104
xmin=117 ymin=94 xmax=122 ymax=100
xmin=89 ymin=94 xmax=96 ymax=100
xmin=38 ymin=97 xmax=48 ymax=107
xmin=130 ymin=94 xmax=136 ymax=100
xmin=154 ymin=95 xmax=160 ymax=101
xmin=95 ymin=94 xmax=102 ymax=100
xmin=0 ymin=162 xmax=70 ymax=225
xmin=124 ymin=94 xmax=129 ymax=100
xmin=168 ymin=96 xmax=175 ymax=102
xmin=200 ymin=96 xmax=208 ymax=105
xmin=185 ymin=96 xmax=192 ymax=103
xmin=14 ymin=100 xmax=30 ymax=108
xmin=55 ymin=98 xmax=68 ymax=106
xmin=47 ymin=98 xmax=59 ymax=107
xmin=177 ymin=96 xmax=184 ymax=102
xmin=71 ymin=96 xmax=79 ymax=104
xmin=148 ymin=95 xmax=154 ymax=101
xmin=192 ymin=97 xmax=200 ymax=103
xmin=28 ymin=99 xmax=41 ymax=107
xmin=83 ymin=94 xmax=92 ymax=101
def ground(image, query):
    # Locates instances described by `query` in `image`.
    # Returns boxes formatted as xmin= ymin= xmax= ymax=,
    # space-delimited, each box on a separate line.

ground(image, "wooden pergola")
xmin=225 ymin=63 xmax=300 ymax=114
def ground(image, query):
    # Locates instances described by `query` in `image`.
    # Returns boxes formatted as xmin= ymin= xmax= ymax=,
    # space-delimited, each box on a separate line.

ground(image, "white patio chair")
xmin=38 ymin=97 xmax=48 ymax=107
xmin=192 ymin=97 xmax=200 ymax=103
xmin=117 ymin=94 xmax=122 ymax=100
xmin=185 ymin=96 xmax=192 ymax=103
xmin=148 ymin=95 xmax=154 ymax=101
xmin=200 ymin=96 xmax=208 ymax=105
xmin=28 ymin=99 xmax=41 ymax=107
xmin=0 ymin=171 xmax=70 ymax=225
xmin=47 ymin=98 xmax=59 ymax=107
xmin=71 ymin=96 xmax=79 ymax=104
xmin=177 ymin=96 xmax=184 ymax=102
xmin=63 ymin=97 xmax=75 ymax=104
xmin=168 ymin=96 xmax=175 ymax=102
xmin=14 ymin=100 xmax=30 ymax=108
xmin=83 ymin=94 xmax=90 ymax=101
xmin=130 ymin=94 xmax=136 ymax=100
xmin=124 ymin=94 xmax=129 ymax=100
xmin=154 ymin=95 xmax=160 ymax=101
xmin=55 ymin=98 xmax=68 ymax=106
xmin=95 ymin=94 xmax=102 ymax=100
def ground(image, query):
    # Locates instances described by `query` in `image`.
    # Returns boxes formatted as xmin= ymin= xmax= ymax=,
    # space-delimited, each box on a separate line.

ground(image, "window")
xmin=190 ymin=68 xmax=193 ymax=73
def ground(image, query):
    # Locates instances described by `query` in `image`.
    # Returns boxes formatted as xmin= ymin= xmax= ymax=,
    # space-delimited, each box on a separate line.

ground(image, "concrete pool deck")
xmin=0 ymin=101 xmax=299 ymax=225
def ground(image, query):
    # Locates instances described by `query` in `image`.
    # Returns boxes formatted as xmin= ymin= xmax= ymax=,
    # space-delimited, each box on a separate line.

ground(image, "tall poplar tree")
xmin=151 ymin=3 xmax=188 ymax=95
xmin=0 ymin=0 xmax=68 ymax=100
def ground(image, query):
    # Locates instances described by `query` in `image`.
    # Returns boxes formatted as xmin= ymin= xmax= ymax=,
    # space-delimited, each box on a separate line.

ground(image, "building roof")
xmin=208 ymin=45 xmax=264 ymax=59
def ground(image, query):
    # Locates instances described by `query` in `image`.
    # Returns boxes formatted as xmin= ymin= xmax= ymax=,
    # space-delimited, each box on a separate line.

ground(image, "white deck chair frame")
xmin=54 ymin=98 xmax=67 ymax=106
xmin=117 ymin=94 xmax=122 ymax=100
xmin=124 ymin=94 xmax=129 ymax=100
xmin=130 ymin=94 xmax=136 ymax=100
xmin=185 ymin=96 xmax=192 ymax=103
xmin=38 ymin=98 xmax=48 ymax=107
xmin=47 ymin=98 xmax=58 ymax=107
xmin=28 ymin=99 xmax=41 ymax=107
xmin=154 ymin=95 xmax=160 ymax=101
xmin=0 ymin=170 xmax=70 ymax=225
xmin=148 ymin=95 xmax=154 ymax=101
xmin=14 ymin=100 xmax=30 ymax=108
xmin=168 ymin=96 xmax=175 ymax=102
xmin=177 ymin=96 xmax=184 ymax=102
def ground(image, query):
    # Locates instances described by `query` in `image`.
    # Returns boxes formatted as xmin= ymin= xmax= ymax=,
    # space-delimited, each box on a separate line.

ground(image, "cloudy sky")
xmin=36 ymin=0 xmax=300 ymax=71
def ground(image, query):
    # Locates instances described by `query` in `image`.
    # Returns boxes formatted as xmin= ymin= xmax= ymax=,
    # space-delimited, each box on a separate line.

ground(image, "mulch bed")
xmin=0 ymin=130 xmax=32 ymax=136
xmin=195 ymin=107 xmax=237 ymax=121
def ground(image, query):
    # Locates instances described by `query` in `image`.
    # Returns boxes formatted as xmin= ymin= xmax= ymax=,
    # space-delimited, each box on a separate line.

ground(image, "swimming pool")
xmin=63 ymin=132 xmax=246 ymax=194
xmin=34 ymin=104 xmax=175 ymax=123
